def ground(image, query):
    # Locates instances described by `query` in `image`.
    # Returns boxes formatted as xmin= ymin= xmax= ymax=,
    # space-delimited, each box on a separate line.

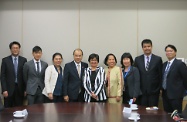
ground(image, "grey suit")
xmin=23 ymin=60 xmax=48 ymax=105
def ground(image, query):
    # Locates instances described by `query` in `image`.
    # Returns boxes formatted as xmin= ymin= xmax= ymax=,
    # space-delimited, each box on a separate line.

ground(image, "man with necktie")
xmin=63 ymin=48 xmax=88 ymax=102
xmin=1 ymin=41 xmax=27 ymax=108
xmin=162 ymin=44 xmax=187 ymax=113
xmin=23 ymin=46 xmax=48 ymax=105
xmin=134 ymin=39 xmax=162 ymax=107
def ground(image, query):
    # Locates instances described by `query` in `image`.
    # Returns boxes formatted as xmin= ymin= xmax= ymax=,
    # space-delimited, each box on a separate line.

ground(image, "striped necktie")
xmin=162 ymin=62 xmax=170 ymax=90
xmin=145 ymin=56 xmax=150 ymax=71
xmin=14 ymin=57 xmax=18 ymax=83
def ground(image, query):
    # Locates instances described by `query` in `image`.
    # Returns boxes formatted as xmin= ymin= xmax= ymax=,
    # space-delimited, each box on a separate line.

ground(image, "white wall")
xmin=1 ymin=0 xmax=187 ymax=97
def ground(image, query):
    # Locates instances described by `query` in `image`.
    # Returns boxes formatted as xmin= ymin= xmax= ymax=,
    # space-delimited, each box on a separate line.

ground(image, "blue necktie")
xmin=162 ymin=62 xmax=170 ymax=89
xmin=14 ymin=57 xmax=18 ymax=83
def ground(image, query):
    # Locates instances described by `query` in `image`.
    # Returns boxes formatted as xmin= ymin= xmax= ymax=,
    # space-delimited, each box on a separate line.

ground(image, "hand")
xmin=116 ymin=96 xmax=121 ymax=102
xmin=3 ymin=91 xmax=8 ymax=98
xmin=91 ymin=92 xmax=97 ymax=99
xmin=64 ymin=95 xmax=69 ymax=102
xmin=24 ymin=91 xmax=27 ymax=97
xmin=160 ymin=90 xmax=162 ymax=96
xmin=48 ymin=93 xmax=53 ymax=100
xmin=133 ymin=97 xmax=136 ymax=103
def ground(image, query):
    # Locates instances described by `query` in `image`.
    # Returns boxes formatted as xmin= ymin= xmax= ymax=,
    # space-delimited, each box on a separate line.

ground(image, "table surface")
xmin=0 ymin=103 xmax=174 ymax=122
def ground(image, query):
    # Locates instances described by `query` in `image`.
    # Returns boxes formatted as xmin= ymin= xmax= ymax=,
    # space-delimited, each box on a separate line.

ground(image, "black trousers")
xmin=69 ymin=92 xmax=85 ymax=102
xmin=4 ymin=84 xmax=24 ymax=108
xmin=140 ymin=93 xmax=159 ymax=107
xmin=123 ymin=91 xmax=131 ymax=104
xmin=44 ymin=95 xmax=64 ymax=103
xmin=27 ymin=87 xmax=44 ymax=105
xmin=90 ymin=97 xmax=106 ymax=102
xmin=162 ymin=90 xmax=183 ymax=113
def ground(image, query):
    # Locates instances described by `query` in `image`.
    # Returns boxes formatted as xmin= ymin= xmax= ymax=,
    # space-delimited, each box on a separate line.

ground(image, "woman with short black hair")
xmin=83 ymin=53 xmax=107 ymax=102
xmin=121 ymin=52 xmax=141 ymax=104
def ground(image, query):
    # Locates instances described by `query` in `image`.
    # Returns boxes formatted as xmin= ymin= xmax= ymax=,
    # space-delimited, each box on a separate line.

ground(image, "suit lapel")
xmin=40 ymin=61 xmax=44 ymax=75
xmin=17 ymin=56 xmax=23 ymax=71
xmin=81 ymin=62 xmax=86 ymax=78
xmin=71 ymin=61 xmax=79 ymax=78
xmin=140 ymin=55 xmax=147 ymax=72
xmin=38 ymin=60 xmax=45 ymax=76
xmin=167 ymin=59 xmax=176 ymax=77
xmin=17 ymin=56 xmax=22 ymax=76
xmin=31 ymin=60 xmax=38 ymax=75
xmin=9 ymin=56 xmax=15 ymax=76
xmin=162 ymin=62 xmax=167 ymax=77
xmin=148 ymin=54 xmax=155 ymax=71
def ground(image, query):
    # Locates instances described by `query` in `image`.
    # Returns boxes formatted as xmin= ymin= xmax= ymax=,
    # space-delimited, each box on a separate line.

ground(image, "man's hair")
xmin=9 ymin=41 xmax=21 ymax=49
xmin=73 ymin=48 xmax=83 ymax=55
xmin=32 ymin=46 xmax=42 ymax=53
xmin=165 ymin=44 xmax=177 ymax=52
xmin=141 ymin=39 xmax=152 ymax=48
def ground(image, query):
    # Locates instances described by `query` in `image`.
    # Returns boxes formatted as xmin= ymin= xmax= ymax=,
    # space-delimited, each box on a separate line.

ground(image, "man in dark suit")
xmin=63 ymin=48 xmax=88 ymax=102
xmin=23 ymin=46 xmax=48 ymax=105
xmin=1 ymin=41 xmax=27 ymax=108
xmin=134 ymin=39 xmax=162 ymax=107
xmin=162 ymin=44 xmax=187 ymax=113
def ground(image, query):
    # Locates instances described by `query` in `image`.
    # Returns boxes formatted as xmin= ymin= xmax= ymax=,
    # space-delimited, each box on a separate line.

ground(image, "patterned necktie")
xmin=36 ymin=62 xmax=40 ymax=74
xmin=77 ymin=64 xmax=80 ymax=77
xmin=145 ymin=56 xmax=150 ymax=71
xmin=14 ymin=57 xmax=18 ymax=83
xmin=162 ymin=62 xmax=170 ymax=90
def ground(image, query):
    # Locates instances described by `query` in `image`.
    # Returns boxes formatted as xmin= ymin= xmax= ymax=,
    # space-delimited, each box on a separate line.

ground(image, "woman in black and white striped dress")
xmin=83 ymin=53 xmax=107 ymax=102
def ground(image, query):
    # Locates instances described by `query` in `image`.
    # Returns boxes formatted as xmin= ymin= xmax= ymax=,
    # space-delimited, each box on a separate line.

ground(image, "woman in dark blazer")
xmin=83 ymin=53 xmax=107 ymax=102
xmin=121 ymin=53 xmax=141 ymax=104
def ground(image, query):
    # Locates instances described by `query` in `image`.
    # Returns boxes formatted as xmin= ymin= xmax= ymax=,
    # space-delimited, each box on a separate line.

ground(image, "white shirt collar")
xmin=144 ymin=54 xmax=152 ymax=60
xmin=168 ymin=57 xmax=175 ymax=65
xmin=74 ymin=61 xmax=81 ymax=66
xmin=33 ymin=59 xmax=41 ymax=63
xmin=12 ymin=55 xmax=19 ymax=59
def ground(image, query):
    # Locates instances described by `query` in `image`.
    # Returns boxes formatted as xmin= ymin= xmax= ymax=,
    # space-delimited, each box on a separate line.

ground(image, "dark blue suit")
xmin=134 ymin=54 xmax=162 ymax=106
xmin=162 ymin=59 xmax=187 ymax=113
xmin=1 ymin=55 xmax=27 ymax=107
xmin=63 ymin=61 xmax=88 ymax=101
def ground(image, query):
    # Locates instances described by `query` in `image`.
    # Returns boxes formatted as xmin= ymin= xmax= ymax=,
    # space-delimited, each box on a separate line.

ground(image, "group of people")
xmin=1 ymin=39 xmax=187 ymax=114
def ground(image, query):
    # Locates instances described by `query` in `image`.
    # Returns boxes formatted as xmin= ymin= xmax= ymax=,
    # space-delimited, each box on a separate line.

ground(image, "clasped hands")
xmin=91 ymin=92 xmax=98 ymax=100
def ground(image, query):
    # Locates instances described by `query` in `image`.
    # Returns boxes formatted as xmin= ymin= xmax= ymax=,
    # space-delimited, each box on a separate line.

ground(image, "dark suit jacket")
xmin=123 ymin=66 xmax=141 ymax=98
xmin=134 ymin=54 xmax=162 ymax=95
xmin=163 ymin=59 xmax=187 ymax=99
xmin=23 ymin=60 xmax=48 ymax=95
xmin=63 ymin=61 xmax=88 ymax=100
xmin=1 ymin=55 xmax=27 ymax=96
